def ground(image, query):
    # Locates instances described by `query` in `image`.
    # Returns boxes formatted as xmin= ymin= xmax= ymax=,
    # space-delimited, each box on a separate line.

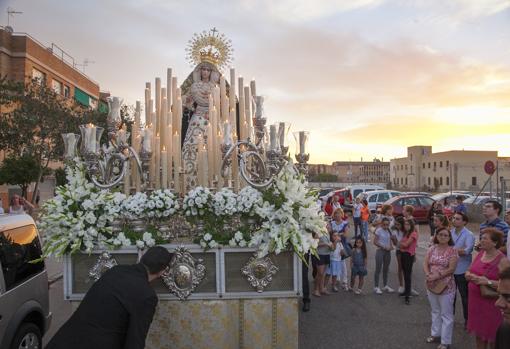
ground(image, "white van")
xmin=356 ymin=190 xmax=402 ymax=212
xmin=341 ymin=184 xmax=385 ymax=211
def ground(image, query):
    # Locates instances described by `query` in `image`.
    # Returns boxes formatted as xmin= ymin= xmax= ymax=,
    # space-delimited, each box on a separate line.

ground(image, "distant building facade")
xmin=309 ymin=159 xmax=390 ymax=184
xmin=0 ymin=26 xmax=105 ymax=210
xmin=390 ymin=146 xmax=510 ymax=192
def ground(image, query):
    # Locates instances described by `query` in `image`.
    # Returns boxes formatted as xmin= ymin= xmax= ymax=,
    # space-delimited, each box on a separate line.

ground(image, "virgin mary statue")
xmin=180 ymin=28 xmax=233 ymax=189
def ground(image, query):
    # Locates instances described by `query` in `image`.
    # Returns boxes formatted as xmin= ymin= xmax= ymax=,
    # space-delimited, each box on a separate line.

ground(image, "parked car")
xmin=326 ymin=185 xmax=385 ymax=212
xmin=384 ymin=194 xmax=436 ymax=223
xmin=402 ymin=192 xmax=432 ymax=197
xmin=356 ymin=190 xmax=402 ymax=213
xmin=0 ymin=214 xmax=51 ymax=349
xmin=431 ymin=192 xmax=474 ymax=208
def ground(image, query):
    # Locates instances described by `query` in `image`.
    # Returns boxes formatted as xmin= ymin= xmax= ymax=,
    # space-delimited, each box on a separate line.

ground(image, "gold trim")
xmin=272 ymin=299 xmax=277 ymax=349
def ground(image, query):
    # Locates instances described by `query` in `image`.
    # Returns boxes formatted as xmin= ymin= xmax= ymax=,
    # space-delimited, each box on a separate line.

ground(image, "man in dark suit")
xmin=46 ymin=246 xmax=171 ymax=349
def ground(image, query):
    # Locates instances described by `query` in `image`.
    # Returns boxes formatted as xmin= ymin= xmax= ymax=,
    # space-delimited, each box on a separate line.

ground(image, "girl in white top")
xmin=324 ymin=232 xmax=345 ymax=292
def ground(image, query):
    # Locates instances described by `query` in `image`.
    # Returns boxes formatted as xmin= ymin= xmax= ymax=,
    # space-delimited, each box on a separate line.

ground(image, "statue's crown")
xmin=186 ymin=28 xmax=233 ymax=71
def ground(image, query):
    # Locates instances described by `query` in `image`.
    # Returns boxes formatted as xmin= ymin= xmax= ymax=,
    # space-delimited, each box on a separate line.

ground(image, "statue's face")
xmin=201 ymin=67 xmax=212 ymax=81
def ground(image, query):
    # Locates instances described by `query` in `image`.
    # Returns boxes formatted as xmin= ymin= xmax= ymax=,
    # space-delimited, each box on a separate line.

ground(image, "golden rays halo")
xmin=185 ymin=27 xmax=233 ymax=71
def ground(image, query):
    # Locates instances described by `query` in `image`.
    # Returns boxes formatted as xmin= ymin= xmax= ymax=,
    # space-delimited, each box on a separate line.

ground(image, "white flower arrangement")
xmin=249 ymin=162 xmax=324 ymax=259
xmin=122 ymin=192 xmax=149 ymax=220
xmin=199 ymin=232 xmax=219 ymax=249
xmin=182 ymin=186 xmax=213 ymax=217
xmin=146 ymin=189 xmax=180 ymax=219
xmin=237 ymin=186 xmax=263 ymax=216
xmin=38 ymin=161 xmax=124 ymax=256
xmin=228 ymin=231 xmax=249 ymax=247
xmin=212 ymin=188 xmax=238 ymax=216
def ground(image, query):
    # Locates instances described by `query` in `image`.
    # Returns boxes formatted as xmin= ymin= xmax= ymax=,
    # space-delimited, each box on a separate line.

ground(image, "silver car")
xmin=0 ymin=214 xmax=51 ymax=349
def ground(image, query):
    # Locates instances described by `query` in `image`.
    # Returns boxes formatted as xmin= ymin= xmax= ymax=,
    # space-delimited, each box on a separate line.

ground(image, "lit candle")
xmin=161 ymin=146 xmax=168 ymax=189
xmin=172 ymin=131 xmax=181 ymax=182
xmin=86 ymin=123 xmax=96 ymax=153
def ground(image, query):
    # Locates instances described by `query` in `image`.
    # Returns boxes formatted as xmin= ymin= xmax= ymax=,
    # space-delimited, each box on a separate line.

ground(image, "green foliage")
xmin=0 ymin=154 xmax=40 ymax=197
xmin=54 ymin=167 xmax=67 ymax=187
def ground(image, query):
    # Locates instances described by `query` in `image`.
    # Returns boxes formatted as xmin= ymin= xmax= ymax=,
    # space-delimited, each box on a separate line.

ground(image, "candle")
xmin=238 ymin=77 xmax=245 ymax=140
xmin=83 ymin=123 xmax=97 ymax=153
xmin=167 ymin=68 xmax=172 ymax=113
xmin=278 ymin=122 xmax=286 ymax=148
xmin=269 ymin=124 xmax=277 ymax=151
xmin=155 ymin=77 xmax=161 ymax=134
xmin=166 ymin=124 xmax=172 ymax=189
xmin=172 ymin=131 xmax=181 ymax=183
xmin=299 ymin=131 xmax=306 ymax=154
xmin=155 ymin=134 xmax=161 ymax=189
xmin=250 ymin=79 xmax=257 ymax=97
xmin=141 ymin=127 xmax=152 ymax=152
xmin=161 ymin=146 xmax=168 ymax=189
xmin=206 ymin=123 xmax=214 ymax=186
xmin=223 ymin=121 xmax=232 ymax=146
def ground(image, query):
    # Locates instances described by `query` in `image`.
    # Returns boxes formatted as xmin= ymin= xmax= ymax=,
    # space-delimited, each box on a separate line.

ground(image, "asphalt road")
xmin=43 ymin=223 xmax=480 ymax=348
xmin=298 ymin=223 xmax=478 ymax=349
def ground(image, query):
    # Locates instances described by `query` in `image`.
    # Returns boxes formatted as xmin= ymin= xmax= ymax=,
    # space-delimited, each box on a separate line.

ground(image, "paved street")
xmin=299 ymin=223 xmax=478 ymax=349
xmin=44 ymin=224 xmax=480 ymax=348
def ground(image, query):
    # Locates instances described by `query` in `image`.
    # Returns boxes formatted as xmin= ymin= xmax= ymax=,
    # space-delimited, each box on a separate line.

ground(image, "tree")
xmin=0 ymin=78 xmax=134 ymax=203
xmin=0 ymin=154 xmax=40 ymax=198
xmin=310 ymin=173 xmax=338 ymax=182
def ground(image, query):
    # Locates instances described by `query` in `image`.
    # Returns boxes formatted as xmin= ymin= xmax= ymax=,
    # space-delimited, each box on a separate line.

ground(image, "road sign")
xmin=484 ymin=160 xmax=496 ymax=175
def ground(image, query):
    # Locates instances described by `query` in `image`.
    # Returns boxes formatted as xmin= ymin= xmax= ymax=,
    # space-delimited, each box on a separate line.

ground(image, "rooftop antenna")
xmin=6 ymin=7 xmax=23 ymax=32
xmin=75 ymin=58 xmax=95 ymax=72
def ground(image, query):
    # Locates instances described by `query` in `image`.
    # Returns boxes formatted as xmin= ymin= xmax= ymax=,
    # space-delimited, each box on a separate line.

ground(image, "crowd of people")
xmin=307 ymin=195 xmax=510 ymax=349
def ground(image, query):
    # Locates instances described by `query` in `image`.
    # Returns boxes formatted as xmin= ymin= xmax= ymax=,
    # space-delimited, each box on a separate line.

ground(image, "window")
xmin=369 ymin=195 xmax=378 ymax=203
xmin=419 ymin=197 xmax=434 ymax=207
xmin=404 ymin=197 xmax=419 ymax=206
xmin=446 ymin=161 xmax=449 ymax=168
xmin=52 ymin=79 xmax=62 ymax=94
xmin=472 ymin=177 xmax=477 ymax=186
xmin=440 ymin=161 xmax=443 ymax=168
xmin=410 ymin=154 xmax=413 ymax=161
xmin=423 ymin=163 xmax=425 ymax=169
xmin=428 ymin=163 xmax=431 ymax=168
xmin=64 ymin=85 xmax=70 ymax=98
xmin=401 ymin=178 xmax=403 ymax=185
xmin=405 ymin=178 xmax=408 ymax=185
xmin=410 ymin=166 xmax=413 ymax=173
xmin=378 ymin=193 xmax=390 ymax=202
xmin=446 ymin=177 xmax=449 ymax=185
xmin=428 ymin=177 xmax=431 ymax=185
xmin=32 ymin=68 xmax=46 ymax=84
xmin=0 ymin=224 xmax=44 ymax=291
xmin=405 ymin=165 xmax=408 ymax=171
xmin=439 ymin=177 xmax=443 ymax=185
xmin=401 ymin=165 xmax=404 ymax=170
xmin=434 ymin=162 xmax=436 ymax=168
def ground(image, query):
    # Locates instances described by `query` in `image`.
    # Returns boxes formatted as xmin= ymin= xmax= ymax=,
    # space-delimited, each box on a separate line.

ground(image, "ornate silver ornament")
xmin=162 ymin=246 xmax=206 ymax=300
xmin=88 ymin=251 xmax=118 ymax=282
xmin=241 ymin=254 xmax=279 ymax=293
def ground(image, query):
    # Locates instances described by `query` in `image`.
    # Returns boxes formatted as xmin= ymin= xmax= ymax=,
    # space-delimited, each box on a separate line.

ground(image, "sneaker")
xmin=354 ymin=288 xmax=362 ymax=295
xmin=343 ymin=285 xmax=351 ymax=291
xmin=411 ymin=289 xmax=420 ymax=296
xmin=383 ymin=285 xmax=394 ymax=293
xmin=332 ymin=286 xmax=339 ymax=292
xmin=398 ymin=286 xmax=404 ymax=293
xmin=374 ymin=287 xmax=383 ymax=295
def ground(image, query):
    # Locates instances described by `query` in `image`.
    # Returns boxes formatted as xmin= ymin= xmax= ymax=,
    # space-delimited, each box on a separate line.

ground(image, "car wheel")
xmin=10 ymin=323 xmax=42 ymax=349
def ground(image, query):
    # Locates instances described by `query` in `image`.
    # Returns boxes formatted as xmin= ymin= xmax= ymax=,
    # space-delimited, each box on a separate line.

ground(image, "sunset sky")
xmin=2 ymin=0 xmax=510 ymax=163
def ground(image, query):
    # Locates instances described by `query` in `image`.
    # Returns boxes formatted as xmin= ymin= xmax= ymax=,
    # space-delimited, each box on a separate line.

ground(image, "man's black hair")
xmin=140 ymin=246 xmax=172 ymax=274
xmin=486 ymin=200 xmax=503 ymax=215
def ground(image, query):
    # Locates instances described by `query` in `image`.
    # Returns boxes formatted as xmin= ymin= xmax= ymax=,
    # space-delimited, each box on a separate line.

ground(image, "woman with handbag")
xmin=465 ymin=228 xmax=510 ymax=349
xmin=423 ymin=227 xmax=458 ymax=349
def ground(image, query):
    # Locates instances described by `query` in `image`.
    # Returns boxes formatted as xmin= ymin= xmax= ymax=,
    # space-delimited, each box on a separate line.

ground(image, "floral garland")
xmin=38 ymin=160 xmax=325 ymax=260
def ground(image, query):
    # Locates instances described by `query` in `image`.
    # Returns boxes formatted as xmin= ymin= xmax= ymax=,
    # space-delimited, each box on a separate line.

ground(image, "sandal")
xmin=425 ymin=336 xmax=440 ymax=343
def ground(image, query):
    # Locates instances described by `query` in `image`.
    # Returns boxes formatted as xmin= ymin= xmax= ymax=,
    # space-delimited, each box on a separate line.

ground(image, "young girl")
xmin=399 ymin=219 xmax=418 ymax=305
xmin=327 ymin=209 xmax=350 ymax=290
xmin=324 ymin=232 xmax=345 ymax=292
xmin=391 ymin=216 xmax=405 ymax=294
xmin=350 ymin=237 xmax=367 ymax=294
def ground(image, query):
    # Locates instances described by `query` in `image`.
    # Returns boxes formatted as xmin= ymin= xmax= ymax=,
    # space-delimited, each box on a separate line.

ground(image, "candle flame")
xmin=162 ymin=146 xmax=166 ymax=151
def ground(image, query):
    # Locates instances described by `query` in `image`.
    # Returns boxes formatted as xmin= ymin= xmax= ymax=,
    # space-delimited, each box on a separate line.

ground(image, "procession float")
xmin=39 ymin=28 xmax=325 ymax=349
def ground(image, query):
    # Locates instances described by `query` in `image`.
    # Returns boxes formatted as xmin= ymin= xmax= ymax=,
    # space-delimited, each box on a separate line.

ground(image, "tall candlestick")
xmin=155 ymin=134 xmax=161 ymax=189
xmin=166 ymin=123 xmax=172 ymax=189
xmin=299 ymin=131 xmax=307 ymax=154
xmin=141 ymin=127 xmax=152 ymax=152
xmin=270 ymin=124 xmax=277 ymax=151
xmin=279 ymin=122 xmax=286 ymax=148
xmin=238 ymin=77 xmax=245 ymax=140
xmin=167 ymin=68 xmax=172 ymax=113
xmin=244 ymin=86 xmax=252 ymax=140
xmin=207 ymin=123 xmax=214 ymax=186
xmin=172 ymin=131 xmax=181 ymax=187
xmin=155 ymin=77 xmax=161 ymax=134
xmin=161 ymin=146 xmax=168 ymax=189
xmin=250 ymin=79 xmax=257 ymax=97
xmin=223 ymin=121 xmax=233 ymax=146
xmin=160 ymin=93 xmax=167 ymax=152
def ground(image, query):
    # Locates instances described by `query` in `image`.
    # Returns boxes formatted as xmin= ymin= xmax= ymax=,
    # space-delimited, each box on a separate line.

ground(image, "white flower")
xmin=203 ymin=233 xmax=212 ymax=241
xmin=234 ymin=231 xmax=243 ymax=241
xmin=239 ymin=240 xmax=247 ymax=247
xmin=209 ymin=240 xmax=218 ymax=248
xmin=136 ymin=240 xmax=145 ymax=249
xmin=229 ymin=238 xmax=237 ymax=247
